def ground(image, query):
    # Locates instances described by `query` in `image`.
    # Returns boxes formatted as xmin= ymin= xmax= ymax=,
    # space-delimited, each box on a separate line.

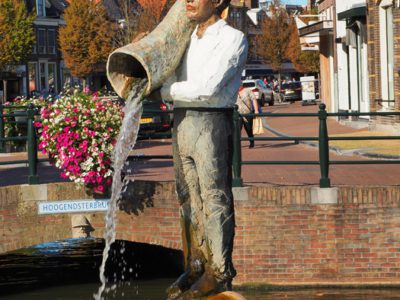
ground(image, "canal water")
xmin=1 ymin=239 xmax=400 ymax=299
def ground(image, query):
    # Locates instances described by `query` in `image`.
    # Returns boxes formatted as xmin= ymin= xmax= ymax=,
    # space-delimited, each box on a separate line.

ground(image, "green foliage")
xmin=59 ymin=0 xmax=115 ymax=78
xmin=0 ymin=0 xmax=35 ymax=70
xmin=297 ymin=50 xmax=320 ymax=73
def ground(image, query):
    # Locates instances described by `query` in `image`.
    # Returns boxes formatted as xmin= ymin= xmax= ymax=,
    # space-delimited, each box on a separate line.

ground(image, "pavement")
xmin=1 ymin=102 xmax=400 ymax=187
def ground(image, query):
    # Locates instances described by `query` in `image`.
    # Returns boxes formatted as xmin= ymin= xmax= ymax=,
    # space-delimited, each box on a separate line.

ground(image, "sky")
xmin=281 ymin=0 xmax=308 ymax=5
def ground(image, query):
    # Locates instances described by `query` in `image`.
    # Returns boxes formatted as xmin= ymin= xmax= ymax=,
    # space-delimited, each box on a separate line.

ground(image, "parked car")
xmin=279 ymin=81 xmax=302 ymax=102
xmin=242 ymin=79 xmax=274 ymax=106
xmin=139 ymin=98 xmax=173 ymax=136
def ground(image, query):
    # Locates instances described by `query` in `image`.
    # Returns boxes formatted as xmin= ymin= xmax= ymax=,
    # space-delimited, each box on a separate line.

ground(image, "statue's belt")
xmin=174 ymin=107 xmax=234 ymax=113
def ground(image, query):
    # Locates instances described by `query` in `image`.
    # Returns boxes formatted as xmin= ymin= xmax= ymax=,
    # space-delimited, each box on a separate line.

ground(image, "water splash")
xmin=94 ymin=79 xmax=147 ymax=300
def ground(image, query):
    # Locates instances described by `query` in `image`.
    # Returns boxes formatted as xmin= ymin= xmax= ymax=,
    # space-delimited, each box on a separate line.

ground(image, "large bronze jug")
xmin=106 ymin=0 xmax=195 ymax=98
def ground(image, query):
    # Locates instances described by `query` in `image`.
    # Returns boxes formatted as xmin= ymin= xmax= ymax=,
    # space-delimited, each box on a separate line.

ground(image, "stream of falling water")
xmin=94 ymin=79 xmax=148 ymax=300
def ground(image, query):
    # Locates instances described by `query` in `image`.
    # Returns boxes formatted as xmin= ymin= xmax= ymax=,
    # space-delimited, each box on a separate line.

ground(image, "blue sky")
xmin=282 ymin=0 xmax=308 ymax=5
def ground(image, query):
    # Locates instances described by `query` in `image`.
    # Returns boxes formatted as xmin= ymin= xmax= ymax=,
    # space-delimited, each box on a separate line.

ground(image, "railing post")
xmin=0 ymin=103 xmax=4 ymax=153
xmin=232 ymin=105 xmax=243 ymax=187
xmin=27 ymin=104 xmax=38 ymax=184
xmin=318 ymin=103 xmax=330 ymax=188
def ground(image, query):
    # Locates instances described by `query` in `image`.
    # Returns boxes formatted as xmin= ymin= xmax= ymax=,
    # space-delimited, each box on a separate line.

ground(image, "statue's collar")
xmin=192 ymin=19 xmax=226 ymax=39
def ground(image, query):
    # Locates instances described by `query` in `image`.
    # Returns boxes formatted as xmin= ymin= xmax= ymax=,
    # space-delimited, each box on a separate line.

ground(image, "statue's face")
xmin=185 ymin=0 xmax=219 ymax=22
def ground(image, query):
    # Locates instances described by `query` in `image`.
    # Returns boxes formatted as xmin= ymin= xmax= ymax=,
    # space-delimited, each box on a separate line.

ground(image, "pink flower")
xmin=60 ymin=172 xmax=69 ymax=179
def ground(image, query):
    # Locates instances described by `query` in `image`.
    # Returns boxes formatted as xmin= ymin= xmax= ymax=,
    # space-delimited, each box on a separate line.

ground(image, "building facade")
xmin=298 ymin=0 xmax=334 ymax=111
xmin=25 ymin=0 xmax=67 ymax=98
xmin=367 ymin=0 xmax=400 ymax=132
xmin=299 ymin=0 xmax=400 ymax=131
xmin=228 ymin=0 xmax=303 ymax=78
xmin=336 ymin=1 xmax=369 ymax=116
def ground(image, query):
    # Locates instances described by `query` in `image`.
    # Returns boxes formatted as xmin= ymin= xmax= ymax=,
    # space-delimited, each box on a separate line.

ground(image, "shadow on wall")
xmin=118 ymin=180 xmax=157 ymax=215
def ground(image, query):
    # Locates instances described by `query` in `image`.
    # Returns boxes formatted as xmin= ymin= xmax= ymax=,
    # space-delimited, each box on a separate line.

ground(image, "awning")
xmin=298 ymin=20 xmax=333 ymax=37
xmin=337 ymin=6 xmax=367 ymax=20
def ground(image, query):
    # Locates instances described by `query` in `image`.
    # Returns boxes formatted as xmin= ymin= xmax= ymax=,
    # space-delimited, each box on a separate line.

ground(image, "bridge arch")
xmin=2 ymin=182 xmax=400 ymax=286
xmin=0 ymin=181 xmax=181 ymax=254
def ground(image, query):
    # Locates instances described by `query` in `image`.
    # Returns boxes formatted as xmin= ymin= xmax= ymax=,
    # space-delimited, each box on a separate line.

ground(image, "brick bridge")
xmin=1 ymin=181 xmax=400 ymax=286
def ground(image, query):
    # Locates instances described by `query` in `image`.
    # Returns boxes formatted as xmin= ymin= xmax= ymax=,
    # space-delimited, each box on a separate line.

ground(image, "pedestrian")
xmin=236 ymin=85 xmax=259 ymax=148
xmin=160 ymin=0 xmax=248 ymax=299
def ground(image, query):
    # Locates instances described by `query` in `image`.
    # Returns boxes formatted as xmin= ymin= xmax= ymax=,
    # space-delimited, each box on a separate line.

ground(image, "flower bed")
xmin=36 ymin=92 xmax=124 ymax=193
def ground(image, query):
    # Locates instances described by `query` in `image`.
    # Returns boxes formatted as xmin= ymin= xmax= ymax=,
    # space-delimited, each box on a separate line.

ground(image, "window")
xmin=28 ymin=62 xmax=38 ymax=94
xmin=48 ymin=63 xmax=56 ymax=93
xmin=37 ymin=29 xmax=46 ymax=54
xmin=40 ymin=63 xmax=46 ymax=92
xmin=61 ymin=66 xmax=72 ymax=90
xmin=379 ymin=3 xmax=395 ymax=107
xmin=37 ymin=61 xmax=58 ymax=95
xmin=47 ymin=30 xmax=56 ymax=54
xmin=36 ymin=0 xmax=46 ymax=17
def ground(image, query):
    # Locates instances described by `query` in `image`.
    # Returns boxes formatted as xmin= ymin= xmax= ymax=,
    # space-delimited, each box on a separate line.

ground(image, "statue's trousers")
xmin=172 ymin=108 xmax=237 ymax=281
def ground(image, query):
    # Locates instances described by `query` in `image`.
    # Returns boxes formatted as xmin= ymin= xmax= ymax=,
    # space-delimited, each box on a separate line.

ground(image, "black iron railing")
xmin=232 ymin=104 xmax=400 ymax=188
xmin=0 ymin=103 xmax=40 ymax=184
xmin=1 ymin=104 xmax=400 ymax=187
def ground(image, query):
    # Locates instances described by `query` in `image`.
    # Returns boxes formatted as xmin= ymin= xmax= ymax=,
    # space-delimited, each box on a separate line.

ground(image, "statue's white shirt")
xmin=161 ymin=19 xmax=248 ymax=108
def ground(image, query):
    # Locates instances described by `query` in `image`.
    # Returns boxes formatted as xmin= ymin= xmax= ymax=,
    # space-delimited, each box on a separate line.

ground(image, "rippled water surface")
xmin=1 ymin=239 xmax=400 ymax=299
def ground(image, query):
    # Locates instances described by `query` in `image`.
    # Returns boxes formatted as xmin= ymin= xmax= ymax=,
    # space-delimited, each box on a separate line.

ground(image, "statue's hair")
xmin=214 ymin=0 xmax=231 ymax=15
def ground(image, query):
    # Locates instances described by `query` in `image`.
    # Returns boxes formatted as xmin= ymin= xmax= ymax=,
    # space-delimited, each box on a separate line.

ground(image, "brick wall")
xmin=1 ymin=182 xmax=400 ymax=286
xmin=234 ymin=186 xmax=400 ymax=285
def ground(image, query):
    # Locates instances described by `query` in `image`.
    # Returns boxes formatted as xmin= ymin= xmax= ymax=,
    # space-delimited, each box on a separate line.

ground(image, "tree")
xmin=59 ymin=0 xmax=115 ymax=79
xmin=113 ymin=0 xmax=176 ymax=47
xmin=297 ymin=51 xmax=320 ymax=74
xmin=0 ymin=0 xmax=35 ymax=101
xmin=112 ymin=0 xmax=141 ymax=48
xmin=256 ymin=0 xmax=291 ymax=85
xmin=286 ymin=15 xmax=319 ymax=74
xmin=285 ymin=17 xmax=301 ymax=70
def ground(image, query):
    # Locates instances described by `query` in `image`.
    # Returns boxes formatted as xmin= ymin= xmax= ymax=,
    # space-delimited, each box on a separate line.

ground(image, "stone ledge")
xmin=311 ymin=187 xmax=338 ymax=204
xmin=233 ymin=187 xmax=250 ymax=201
xmin=20 ymin=184 xmax=48 ymax=201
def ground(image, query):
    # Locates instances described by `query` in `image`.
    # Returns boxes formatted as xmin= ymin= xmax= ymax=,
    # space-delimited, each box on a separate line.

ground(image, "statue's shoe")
xmin=178 ymin=268 xmax=233 ymax=300
xmin=206 ymin=291 xmax=247 ymax=300
xmin=166 ymin=271 xmax=192 ymax=300
xmin=166 ymin=267 xmax=204 ymax=300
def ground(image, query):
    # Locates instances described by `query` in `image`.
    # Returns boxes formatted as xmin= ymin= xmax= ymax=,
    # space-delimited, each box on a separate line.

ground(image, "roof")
xmin=246 ymin=8 xmax=262 ymax=26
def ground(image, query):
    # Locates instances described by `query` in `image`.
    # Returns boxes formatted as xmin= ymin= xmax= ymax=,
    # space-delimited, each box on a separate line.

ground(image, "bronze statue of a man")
xmin=161 ymin=0 xmax=248 ymax=298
